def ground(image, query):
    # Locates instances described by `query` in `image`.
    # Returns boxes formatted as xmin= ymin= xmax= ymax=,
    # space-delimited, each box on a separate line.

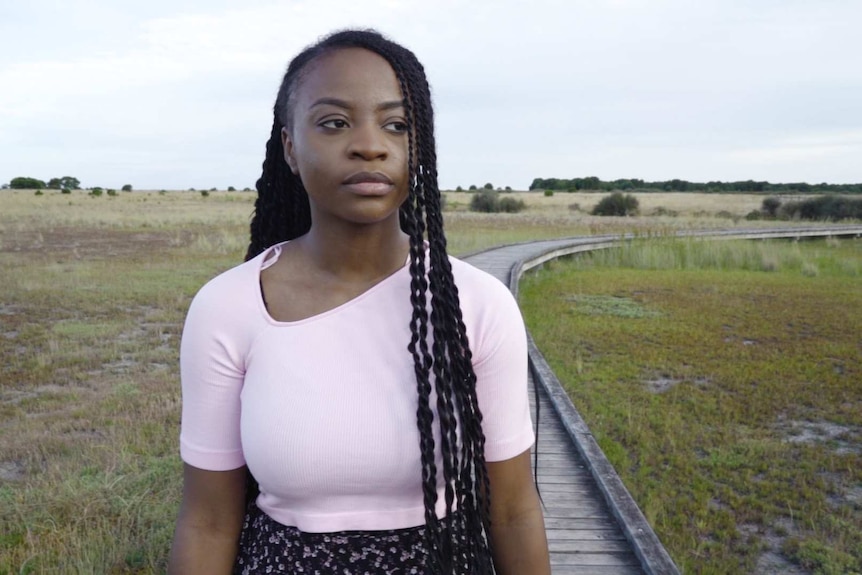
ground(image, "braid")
xmin=246 ymin=29 xmax=494 ymax=573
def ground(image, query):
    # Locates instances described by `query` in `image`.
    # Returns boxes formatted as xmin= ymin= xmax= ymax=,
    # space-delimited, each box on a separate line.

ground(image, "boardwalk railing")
xmin=466 ymin=224 xmax=862 ymax=575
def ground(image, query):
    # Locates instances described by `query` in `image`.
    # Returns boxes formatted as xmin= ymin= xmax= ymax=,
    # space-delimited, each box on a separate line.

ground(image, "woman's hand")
xmin=168 ymin=464 xmax=247 ymax=575
xmin=487 ymin=449 xmax=552 ymax=575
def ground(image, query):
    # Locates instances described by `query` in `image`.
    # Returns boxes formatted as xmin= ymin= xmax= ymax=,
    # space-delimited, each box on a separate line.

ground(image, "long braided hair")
xmin=245 ymin=30 xmax=494 ymax=574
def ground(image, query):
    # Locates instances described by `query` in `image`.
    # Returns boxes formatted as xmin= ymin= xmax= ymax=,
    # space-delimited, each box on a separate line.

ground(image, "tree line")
xmin=529 ymin=177 xmax=862 ymax=194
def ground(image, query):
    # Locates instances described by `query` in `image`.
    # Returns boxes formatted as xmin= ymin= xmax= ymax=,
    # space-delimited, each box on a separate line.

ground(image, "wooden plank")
xmin=545 ymin=529 xmax=627 ymax=541
xmin=551 ymin=553 xmax=640 ymax=566
xmin=549 ymin=566 xmax=643 ymax=575
xmin=548 ymin=539 xmax=633 ymax=553
xmin=543 ymin=517 xmax=627 ymax=530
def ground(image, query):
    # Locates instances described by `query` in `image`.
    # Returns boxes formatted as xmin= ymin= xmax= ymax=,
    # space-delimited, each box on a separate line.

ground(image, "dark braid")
xmin=245 ymin=29 xmax=494 ymax=574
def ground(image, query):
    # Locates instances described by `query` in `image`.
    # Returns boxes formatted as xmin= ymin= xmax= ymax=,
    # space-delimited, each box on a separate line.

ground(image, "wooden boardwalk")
xmin=463 ymin=225 xmax=862 ymax=575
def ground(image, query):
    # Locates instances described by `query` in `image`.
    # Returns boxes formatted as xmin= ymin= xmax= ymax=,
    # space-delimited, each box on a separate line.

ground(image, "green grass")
xmin=1 ymin=190 xmax=855 ymax=573
xmin=519 ymin=238 xmax=862 ymax=574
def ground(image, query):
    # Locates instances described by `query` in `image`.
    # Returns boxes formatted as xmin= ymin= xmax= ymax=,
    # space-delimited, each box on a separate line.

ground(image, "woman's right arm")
xmin=168 ymin=464 xmax=247 ymax=574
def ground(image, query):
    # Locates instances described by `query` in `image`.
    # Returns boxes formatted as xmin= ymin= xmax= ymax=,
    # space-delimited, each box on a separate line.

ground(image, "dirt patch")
xmin=778 ymin=419 xmax=861 ymax=455
xmin=0 ymin=226 xmax=194 ymax=259
xmin=644 ymin=376 xmax=710 ymax=394
xmin=741 ymin=519 xmax=811 ymax=575
xmin=0 ymin=459 xmax=27 ymax=481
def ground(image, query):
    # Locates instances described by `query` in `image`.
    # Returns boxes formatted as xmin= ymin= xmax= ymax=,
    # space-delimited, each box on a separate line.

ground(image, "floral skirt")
xmin=233 ymin=503 xmax=432 ymax=575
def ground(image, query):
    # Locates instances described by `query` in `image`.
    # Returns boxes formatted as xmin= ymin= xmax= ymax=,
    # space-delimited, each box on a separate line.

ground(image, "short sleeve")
xmin=469 ymin=277 xmax=535 ymax=462
xmin=179 ymin=278 xmax=248 ymax=471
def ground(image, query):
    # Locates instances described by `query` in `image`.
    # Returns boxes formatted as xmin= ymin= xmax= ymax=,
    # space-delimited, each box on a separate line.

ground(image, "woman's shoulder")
xmin=187 ymin=247 xmax=274 ymax=319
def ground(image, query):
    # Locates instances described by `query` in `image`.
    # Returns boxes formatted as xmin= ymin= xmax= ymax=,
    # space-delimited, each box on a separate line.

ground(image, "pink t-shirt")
xmin=179 ymin=242 xmax=534 ymax=532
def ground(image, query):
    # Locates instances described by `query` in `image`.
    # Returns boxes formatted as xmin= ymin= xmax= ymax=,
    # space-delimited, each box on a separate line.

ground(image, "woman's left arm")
xmin=487 ymin=449 xmax=551 ymax=575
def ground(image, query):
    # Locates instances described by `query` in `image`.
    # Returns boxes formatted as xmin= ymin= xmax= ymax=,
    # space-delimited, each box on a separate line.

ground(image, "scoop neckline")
xmin=254 ymin=241 xmax=413 ymax=327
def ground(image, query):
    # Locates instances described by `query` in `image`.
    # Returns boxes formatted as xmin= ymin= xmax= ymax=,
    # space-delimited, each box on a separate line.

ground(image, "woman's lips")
xmin=342 ymin=172 xmax=394 ymax=196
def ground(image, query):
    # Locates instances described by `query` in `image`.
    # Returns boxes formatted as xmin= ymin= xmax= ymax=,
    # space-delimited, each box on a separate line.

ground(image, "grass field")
xmin=0 ymin=188 xmax=852 ymax=573
xmin=520 ymin=238 xmax=862 ymax=574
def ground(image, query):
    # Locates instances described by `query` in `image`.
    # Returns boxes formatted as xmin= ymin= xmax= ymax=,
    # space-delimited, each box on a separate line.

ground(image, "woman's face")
xmin=281 ymin=48 xmax=410 ymax=230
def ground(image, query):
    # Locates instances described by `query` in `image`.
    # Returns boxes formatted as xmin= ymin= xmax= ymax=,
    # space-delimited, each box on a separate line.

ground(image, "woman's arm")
xmin=168 ymin=464 xmax=247 ymax=575
xmin=487 ymin=449 xmax=551 ymax=575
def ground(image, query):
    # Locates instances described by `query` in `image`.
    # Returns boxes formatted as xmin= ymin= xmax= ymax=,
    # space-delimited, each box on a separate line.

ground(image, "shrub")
xmin=469 ymin=190 xmax=525 ymax=213
xmin=61 ymin=188 xmax=71 ymax=194
xmin=89 ymin=188 xmax=103 ymax=197
xmin=651 ymin=206 xmax=679 ymax=217
xmin=592 ymin=192 xmax=639 ymax=216
xmin=499 ymin=197 xmax=526 ymax=213
xmin=778 ymin=195 xmax=862 ymax=221
xmin=762 ymin=196 xmax=781 ymax=217
xmin=745 ymin=210 xmax=763 ymax=221
xmin=107 ymin=189 xmax=117 ymax=196
xmin=544 ymin=190 xmax=554 ymax=197
xmin=121 ymin=184 xmax=133 ymax=192
xmin=34 ymin=190 xmax=44 ymax=196
xmin=159 ymin=190 xmax=167 ymax=195
xmin=200 ymin=190 xmax=210 ymax=197
xmin=470 ymin=189 xmax=499 ymax=212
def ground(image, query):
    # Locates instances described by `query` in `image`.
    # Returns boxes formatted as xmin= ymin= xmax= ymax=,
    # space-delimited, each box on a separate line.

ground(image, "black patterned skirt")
xmin=233 ymin=503 xmax=432 ymax=574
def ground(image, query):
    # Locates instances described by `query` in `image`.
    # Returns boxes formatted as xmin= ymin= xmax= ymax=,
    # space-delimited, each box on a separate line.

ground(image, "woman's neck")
xmin=297 ymin=221 xmax=411 ymax=284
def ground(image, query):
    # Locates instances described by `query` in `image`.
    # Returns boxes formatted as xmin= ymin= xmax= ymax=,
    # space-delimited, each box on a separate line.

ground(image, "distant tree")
xmin=483 ymin=183 xmax=493 ymax=190
xmin=592 ymin=192 xmax=639 ymax=216
xmin=455 ymin=186 xmax=463 ymax=192
xmin=227 ymin=186 xmax=236 ymax=191
xmin=209 ymin=187 xmax=217 ymax=192
xmin=505 ymin=186 xmax=512 ymax=191
xmin=121 ymin=184 xmax=133 ymax=192
xmin=1 ymin=183 xmax=8 ymax=189
xmin=10 ymin=177 xmax=46 ymax=189
xmin=242 ymin=187 xmax=252 ymax=192
xmin=469 ymin=185 xmax=477 ymax=191
xmin=49 ymin=176 xmax=80 ymax=190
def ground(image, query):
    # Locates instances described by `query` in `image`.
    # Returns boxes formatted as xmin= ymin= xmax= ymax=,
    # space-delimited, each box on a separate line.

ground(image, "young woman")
xmin=169 ymin=29 xmax=550 ymax=574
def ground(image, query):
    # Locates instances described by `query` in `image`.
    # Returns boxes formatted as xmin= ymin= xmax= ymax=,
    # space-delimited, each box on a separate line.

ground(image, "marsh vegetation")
xmin=0 ymin=189 xmax=857 ymax=572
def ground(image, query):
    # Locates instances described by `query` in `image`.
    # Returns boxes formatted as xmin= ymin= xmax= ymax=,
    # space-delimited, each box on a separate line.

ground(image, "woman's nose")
xmin=347 ymin=122 xmax=388 ymax=161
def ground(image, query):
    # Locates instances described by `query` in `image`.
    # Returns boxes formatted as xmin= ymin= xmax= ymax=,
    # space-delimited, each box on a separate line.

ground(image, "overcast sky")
xmin=1 ymin=0 xmax=860 ymax=191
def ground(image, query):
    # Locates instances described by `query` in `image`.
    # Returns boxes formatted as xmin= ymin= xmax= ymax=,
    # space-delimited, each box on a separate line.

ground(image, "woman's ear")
xmin=281 ymin=127 xmax=299 ymax=175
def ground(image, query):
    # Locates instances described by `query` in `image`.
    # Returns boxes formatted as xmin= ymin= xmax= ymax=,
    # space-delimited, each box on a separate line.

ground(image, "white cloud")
xmin=1 ymin=0 xmax=861 ymax=189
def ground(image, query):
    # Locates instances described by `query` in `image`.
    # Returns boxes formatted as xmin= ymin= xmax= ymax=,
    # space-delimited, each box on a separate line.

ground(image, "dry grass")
xmin=0 ymin=189 xmax=838 ymax=573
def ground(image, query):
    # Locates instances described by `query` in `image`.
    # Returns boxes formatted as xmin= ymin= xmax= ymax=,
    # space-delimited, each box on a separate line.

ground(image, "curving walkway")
xmin=463 ymin=224 xmax=862 ymax=575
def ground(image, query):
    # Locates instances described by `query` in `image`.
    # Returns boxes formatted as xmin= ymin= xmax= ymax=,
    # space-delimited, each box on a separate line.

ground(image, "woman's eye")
xmin=320 ymin=119 xmax=349 ymax=129
xmin=384 ymin=120 xmax=408 ymax=133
